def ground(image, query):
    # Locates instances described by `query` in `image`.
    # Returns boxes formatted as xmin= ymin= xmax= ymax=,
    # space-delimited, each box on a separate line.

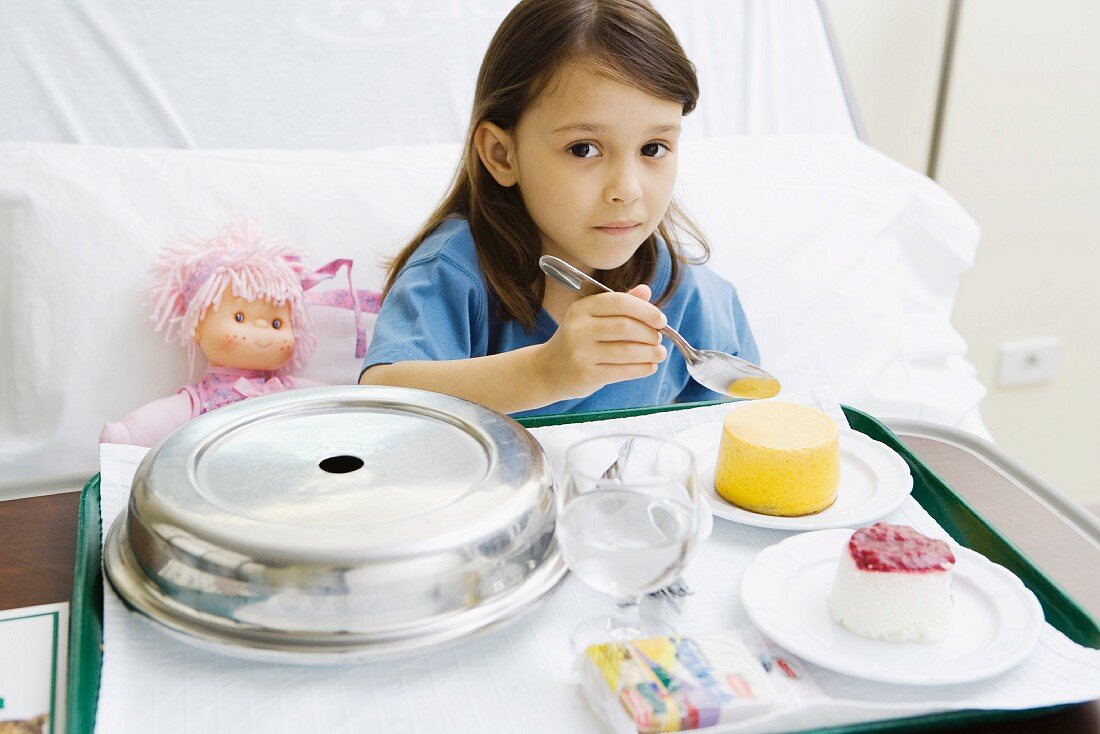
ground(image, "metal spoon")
xmin=539 ymin=255 xmax=781 ymax=400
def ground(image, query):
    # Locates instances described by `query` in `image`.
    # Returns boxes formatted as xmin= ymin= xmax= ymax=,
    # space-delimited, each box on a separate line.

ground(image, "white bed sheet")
xmin=0 ymin=0 xmax=857 ymax=149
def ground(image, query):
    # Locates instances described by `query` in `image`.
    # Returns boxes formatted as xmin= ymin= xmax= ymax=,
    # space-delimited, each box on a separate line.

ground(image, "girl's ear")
xmin=474 ymin=121 xmax=518 ymax=187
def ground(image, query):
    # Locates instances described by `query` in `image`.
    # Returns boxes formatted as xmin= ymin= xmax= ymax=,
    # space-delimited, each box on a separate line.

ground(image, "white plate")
xmin=740 ymin=528 xmax=1044 ymax=685
xmin=674 ymin=422 xmax=913 ymax=530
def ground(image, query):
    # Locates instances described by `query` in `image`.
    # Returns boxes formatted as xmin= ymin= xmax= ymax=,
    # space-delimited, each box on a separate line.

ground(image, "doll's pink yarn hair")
xmin=148 ymin=217 xmax=316 ymax=376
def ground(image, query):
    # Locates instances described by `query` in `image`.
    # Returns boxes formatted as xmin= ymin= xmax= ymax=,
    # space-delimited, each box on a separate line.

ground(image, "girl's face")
xmin=196 ymin=288 xmax=295 ymax=371
xmin=478 ymin=63 xmax=682 ymax=275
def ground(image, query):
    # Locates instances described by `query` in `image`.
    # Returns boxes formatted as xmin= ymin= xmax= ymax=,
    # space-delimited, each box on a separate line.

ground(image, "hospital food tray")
xmin=66 ymin=403 xmax=1099 ymax=733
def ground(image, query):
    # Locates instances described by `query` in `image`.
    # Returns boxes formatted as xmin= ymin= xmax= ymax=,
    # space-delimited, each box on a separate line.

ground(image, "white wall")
xmin=824 ymin=0 xmax=1100 ymax=506
xmin=823 ymin=0 xmax=950 ymax=172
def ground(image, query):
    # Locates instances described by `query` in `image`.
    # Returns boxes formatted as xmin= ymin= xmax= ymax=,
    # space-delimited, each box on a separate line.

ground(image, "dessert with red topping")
xmin=828 ymin=523 xmax=955 ymax=642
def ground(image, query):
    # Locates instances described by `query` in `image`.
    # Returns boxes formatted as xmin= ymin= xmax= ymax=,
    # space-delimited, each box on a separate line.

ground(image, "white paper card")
xmin=0 ymin=601 xmax=69 ymax=734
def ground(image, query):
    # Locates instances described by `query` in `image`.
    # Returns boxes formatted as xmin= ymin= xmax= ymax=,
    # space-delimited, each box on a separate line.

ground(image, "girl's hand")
xmin=537 ymin=284 xmax=669 ymax=400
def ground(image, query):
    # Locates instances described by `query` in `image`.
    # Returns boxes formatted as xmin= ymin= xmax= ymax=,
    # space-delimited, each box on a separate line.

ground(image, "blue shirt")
xmin=362 ymin=218 xmax=759 ymax=418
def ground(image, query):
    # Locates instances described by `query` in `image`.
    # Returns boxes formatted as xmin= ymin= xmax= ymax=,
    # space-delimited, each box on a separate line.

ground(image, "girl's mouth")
xmin=594 ymin=223 xmax=641 ymax=236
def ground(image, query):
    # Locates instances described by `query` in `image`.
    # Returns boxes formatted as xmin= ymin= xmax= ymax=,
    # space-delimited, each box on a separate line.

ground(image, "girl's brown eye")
xmin=569 ymin=142 xmax=598 ymax=158
xmin=234 ymin=312 xmax=244 ymax=323
xmin=272 ymin=319 xmax=282 ymax=330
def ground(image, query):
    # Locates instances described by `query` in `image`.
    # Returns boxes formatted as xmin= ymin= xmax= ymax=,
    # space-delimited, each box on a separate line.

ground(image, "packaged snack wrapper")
xmin=580 ymin=631 xmax=818 ymax=733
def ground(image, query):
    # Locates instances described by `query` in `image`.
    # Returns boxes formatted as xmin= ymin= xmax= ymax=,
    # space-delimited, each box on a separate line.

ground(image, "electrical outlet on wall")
xmin=997 ymin=337 xmax=1060 ymax=387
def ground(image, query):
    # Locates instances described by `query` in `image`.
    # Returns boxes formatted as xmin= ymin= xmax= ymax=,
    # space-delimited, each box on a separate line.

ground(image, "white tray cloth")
xmin=96 ymin=402 xmax=1100 ymax=734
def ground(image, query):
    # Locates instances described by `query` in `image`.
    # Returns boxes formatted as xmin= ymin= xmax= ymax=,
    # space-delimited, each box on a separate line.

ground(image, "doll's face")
xmin=196 ymin=288 xmax=295 ymax=371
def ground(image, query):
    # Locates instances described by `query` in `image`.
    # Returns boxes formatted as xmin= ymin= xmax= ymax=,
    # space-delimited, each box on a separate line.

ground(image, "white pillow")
xmin=676 ymin=137 xmax=986 ymax=433
xmin=0 ymin=137 xmax=986 ymax=484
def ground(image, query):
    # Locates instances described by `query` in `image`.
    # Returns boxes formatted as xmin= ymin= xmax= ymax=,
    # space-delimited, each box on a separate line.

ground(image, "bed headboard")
xmin=0 ymin=0 xmax=857 ymax=149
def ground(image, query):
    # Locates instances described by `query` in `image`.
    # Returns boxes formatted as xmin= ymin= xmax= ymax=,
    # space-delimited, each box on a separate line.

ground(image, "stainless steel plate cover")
xmin=103 ymin=385 xmax=565 ymax=663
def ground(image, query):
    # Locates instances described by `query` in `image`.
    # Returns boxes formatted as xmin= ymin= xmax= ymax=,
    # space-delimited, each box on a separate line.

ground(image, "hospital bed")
xmin=0 ymin=0 xmax=1000 ymax=494
xmin=3 ymin=3 xmax=1099 ymax=732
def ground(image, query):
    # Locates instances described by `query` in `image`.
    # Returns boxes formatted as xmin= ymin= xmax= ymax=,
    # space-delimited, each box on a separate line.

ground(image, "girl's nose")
xmin=253 ymin=318 xmax=270 ymax=328
xmin=605 ymin=160 xmax=643 ymax=205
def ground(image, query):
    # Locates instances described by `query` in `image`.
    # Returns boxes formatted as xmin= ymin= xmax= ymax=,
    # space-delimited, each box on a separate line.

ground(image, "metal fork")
xmin=600 ymin=437 xmax=634 ymax=481
xmin=599 ymin=438 xmax=693 ymax=612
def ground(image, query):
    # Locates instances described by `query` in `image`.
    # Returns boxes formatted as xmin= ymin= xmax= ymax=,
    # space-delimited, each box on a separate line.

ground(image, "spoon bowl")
xmin=539 ymin=255 xmax=780 ymax=400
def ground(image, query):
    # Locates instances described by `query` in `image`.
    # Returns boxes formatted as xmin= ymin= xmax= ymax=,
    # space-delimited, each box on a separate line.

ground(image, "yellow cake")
xmin=714 ymin=402 xmax=840 ymax=516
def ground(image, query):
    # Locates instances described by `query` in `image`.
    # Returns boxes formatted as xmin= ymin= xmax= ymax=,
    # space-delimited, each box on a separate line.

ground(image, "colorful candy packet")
xmin=580 ymin=631 xmax=820 ymax=733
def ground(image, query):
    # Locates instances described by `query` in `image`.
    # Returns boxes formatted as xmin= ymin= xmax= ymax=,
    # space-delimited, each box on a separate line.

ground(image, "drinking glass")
xmin=557 ymin=433 xmax=700 ymax=650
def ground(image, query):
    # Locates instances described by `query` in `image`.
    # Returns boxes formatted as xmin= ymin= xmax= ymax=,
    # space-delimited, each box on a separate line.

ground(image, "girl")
xmin=360 ymin=0 xmax=759 ymax=417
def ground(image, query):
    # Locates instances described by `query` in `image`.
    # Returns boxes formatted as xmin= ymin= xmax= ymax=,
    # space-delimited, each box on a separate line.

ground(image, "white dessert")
xmin=828 ymin=523 xmax=955 ymax=643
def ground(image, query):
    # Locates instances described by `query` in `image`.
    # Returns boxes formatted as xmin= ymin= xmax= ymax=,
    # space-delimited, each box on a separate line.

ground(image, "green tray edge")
xmin=66 ymin=403 xmax=1098 ymax=734
xmin=67 ymin=473 xmax=103 ymax=734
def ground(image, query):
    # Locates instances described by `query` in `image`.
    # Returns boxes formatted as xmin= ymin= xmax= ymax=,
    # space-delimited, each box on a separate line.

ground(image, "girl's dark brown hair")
xmin=383 ymin=0 xmax=709 ymax=329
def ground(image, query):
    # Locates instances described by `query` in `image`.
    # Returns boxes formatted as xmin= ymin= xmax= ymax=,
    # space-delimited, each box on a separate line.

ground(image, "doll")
xmin=100 ymin=217 xmax=380 ymax=447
